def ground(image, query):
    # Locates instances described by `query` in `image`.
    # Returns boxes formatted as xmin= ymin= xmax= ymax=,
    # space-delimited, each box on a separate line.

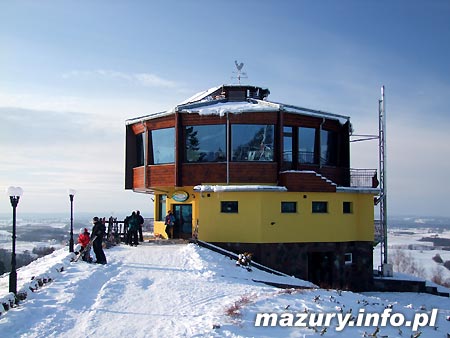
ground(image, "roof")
xmin=126 ymin=84 xmax=350 ymax=125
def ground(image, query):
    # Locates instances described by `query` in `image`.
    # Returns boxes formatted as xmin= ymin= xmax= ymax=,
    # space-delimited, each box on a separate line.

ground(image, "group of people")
xmin=124 ymin=210 xmax=145 ymax=246
xmin=76 ymin=216 xmax=107 ymax=264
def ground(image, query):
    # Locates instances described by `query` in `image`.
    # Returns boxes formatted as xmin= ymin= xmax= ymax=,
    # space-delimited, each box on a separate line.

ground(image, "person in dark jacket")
xmin=136 ymin=210 xmax=144 ymax=242
xmin=164 ymin=210 xmax=175 ymax=239
xmin=92 ymin=216 xmax=107 ymax=264
xmin=127 ymin=212 xmax=139 ymax=246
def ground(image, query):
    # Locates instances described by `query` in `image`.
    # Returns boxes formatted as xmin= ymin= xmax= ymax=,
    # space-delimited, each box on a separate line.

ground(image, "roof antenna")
xmin=232 ymin=60 xmax=247 ymax=84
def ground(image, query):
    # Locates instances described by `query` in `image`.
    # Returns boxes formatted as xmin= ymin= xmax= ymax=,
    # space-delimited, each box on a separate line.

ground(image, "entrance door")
xmin=308 ymin=252 xmax=334 ymax=289
xmin=172 ymin=204 xmax=192 ymax=239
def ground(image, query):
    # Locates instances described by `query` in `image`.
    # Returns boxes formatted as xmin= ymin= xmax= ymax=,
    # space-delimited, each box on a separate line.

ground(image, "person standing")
xmin=92 ymin=216 xmax=107 ymax=264
xmin=164 ymin=210 xmax=175 ymax=239
xmin=136 ymin=210 xmax=144 ymax=242
xmin=128 ymin=211 xmax=139 ymax=246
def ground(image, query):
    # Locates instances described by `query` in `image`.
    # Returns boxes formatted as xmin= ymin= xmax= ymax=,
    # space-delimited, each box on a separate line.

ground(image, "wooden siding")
xmin=283 ymin=112 xmax=343 ymax=131
xmin=132 ymin=167 xmax=145 ymax=189
xmin=132 ymin=165 xmax=176 ymax=189
xmin=131 ymin=124 xmax=145 ymax=135
xmin=145 ymin=115 xmax=175 ymax=130
xmin=279 ymin=171 xmax=337 ymax=192
xmin=228 ymin=112 xmax=278 ymax=124
xmin=147 ymin=165 xmax=175 ymax=187
xmin=181 ymin=113 xmax=228 ymax=126
xmin=180 ymin=111 xmax=278 ymax=126
xmin=181 ymin=163 xmax=227 ymax=184
xmin=180 ymin=162 xmax=278 ymax=185
xmin=229 ymin=162 xmax=278 ymax=183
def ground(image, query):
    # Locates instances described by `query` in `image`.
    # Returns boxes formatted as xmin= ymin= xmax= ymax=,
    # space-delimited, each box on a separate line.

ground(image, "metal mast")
xmin=379 ymin=86 xmax=388 ymax=266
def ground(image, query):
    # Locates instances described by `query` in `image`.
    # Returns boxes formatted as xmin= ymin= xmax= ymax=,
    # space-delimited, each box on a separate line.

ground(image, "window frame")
xmin=150 ymin=127 xmax=175 ymax=164
xmin=343 ymin=201 xmax=353 ymax=214
xmin=312 ymin=201 xmax=328 ymax=214
xmin=220 ymin=201 xmax=239 ymax=213
xmin=298 ymin=126 xmax=316 ymax=164
xmin=184 ymin=124 xmax=227 ymax=163
xmin=231 ymin=124 xmax=274 ymax=162
xmin=157 ymin=195 xmax=167 ymax=222
xmin=344 ymin=253 xmax=353 ymax=265
xmin=281 ymin=201 xmax=297 ymax=213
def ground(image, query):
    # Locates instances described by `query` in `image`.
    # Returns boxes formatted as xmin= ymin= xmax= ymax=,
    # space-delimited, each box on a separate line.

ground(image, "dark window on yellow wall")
xmin=221 ymin=201 xmax=238 ymax=213
xmin=312 ymin=201 xmax=328 ymax=213
xmin=281 ymin=202 xmax=297 ymax=213
xmin=158 ymin=195 xmax=167 ymax=221
xmin=343 ymin=201 xmax=353 ymax=214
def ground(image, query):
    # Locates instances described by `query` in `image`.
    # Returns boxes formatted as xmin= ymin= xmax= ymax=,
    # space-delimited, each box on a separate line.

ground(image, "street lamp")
xmin=68 ymin=189 xmax=76 ymax=253
xmin=6 ymin=186 xmax=23 ymax=295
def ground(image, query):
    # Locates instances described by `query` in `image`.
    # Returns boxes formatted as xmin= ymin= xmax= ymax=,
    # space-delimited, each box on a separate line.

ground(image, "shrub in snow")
xmin=444 ymin=260 xmax=450 ymax=271
xmin=388 ymin=249 xmax=426 ymax=278
xmin=432 ymin=253 xmax=444 ymax=264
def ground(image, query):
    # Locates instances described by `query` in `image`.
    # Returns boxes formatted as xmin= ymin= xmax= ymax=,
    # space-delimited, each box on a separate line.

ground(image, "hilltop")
xmin=0 ymin=242 xmax=450 ymax=337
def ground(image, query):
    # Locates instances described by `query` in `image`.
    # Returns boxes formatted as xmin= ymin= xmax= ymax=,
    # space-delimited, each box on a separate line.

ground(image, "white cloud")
xmin=62 ymin=69 xmax=179 ymax=88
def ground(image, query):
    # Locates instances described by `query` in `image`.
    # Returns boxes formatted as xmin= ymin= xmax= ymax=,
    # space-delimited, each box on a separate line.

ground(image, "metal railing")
xmin=350 ymin=169 xmax=378 ymax=188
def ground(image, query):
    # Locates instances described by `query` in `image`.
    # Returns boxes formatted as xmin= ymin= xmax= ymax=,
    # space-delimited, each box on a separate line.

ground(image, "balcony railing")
xmin=350 ymin=169 xmax=378 ymax=188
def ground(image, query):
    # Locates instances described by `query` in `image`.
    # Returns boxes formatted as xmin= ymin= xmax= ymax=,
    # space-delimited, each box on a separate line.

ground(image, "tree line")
xmin=0 ymin=247 xmax=55 ymax=275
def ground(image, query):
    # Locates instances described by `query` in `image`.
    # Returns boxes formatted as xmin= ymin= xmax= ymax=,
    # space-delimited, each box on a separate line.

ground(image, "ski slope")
xmin=1 ymin=242 xmax=450 ymax=337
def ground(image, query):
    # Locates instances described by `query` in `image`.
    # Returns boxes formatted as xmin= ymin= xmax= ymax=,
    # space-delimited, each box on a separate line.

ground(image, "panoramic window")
xmin=343 ymin=201 xmax=353 ymax=214
xmin=150 ymin=128 xmax=175 ymax=164
xmin=232 ymin=124 xmax=274 ymax=161
xmin=283 ymin=126 xmax=293 ymax=167
xmin=184 ymin=125 xmax=226 ymax=163
xmin=281 ymin=201 xmax=297 ymax=213
xmin=320 ymin=129 xmax=338 ymax=166
xmin=298 ymin=127 xmax=316 ymax=164
xmin=312 ymin=201 xmax=328 ymax=213
xmin=136 ymin=133 xmax=145 ymax=167
xmin=221 ymin=201 xmax=238 ymax=213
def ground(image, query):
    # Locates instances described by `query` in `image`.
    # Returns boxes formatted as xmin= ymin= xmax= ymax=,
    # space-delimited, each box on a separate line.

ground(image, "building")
xmin=125 ymin=84 xmax=379 ymax=291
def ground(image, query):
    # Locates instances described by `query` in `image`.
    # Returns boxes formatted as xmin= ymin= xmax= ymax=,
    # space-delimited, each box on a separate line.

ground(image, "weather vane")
xmin=232 ymin=60 xmax=248 ymax=84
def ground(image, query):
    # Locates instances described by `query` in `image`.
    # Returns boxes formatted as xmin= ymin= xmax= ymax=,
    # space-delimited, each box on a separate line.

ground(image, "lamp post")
xmin=7 ymin=186 xmax=23 ymax=295
xmin=68 ymin=189 xmax=76 ymax=253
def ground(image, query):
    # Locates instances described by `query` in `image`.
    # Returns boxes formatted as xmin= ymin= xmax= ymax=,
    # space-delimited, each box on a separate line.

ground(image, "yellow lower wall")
xmin=153 ymin=187 xmax=375 ymax=243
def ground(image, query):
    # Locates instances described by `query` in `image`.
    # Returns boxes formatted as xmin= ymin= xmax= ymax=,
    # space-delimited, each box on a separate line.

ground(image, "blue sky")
xmin=1 ymin=1 xmax=449 ymax=217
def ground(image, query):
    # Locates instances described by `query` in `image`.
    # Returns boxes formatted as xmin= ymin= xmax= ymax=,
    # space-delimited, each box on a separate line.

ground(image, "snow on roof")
xmin=193 ymin=184 xmax=288 ymax=192
xmin=178 ymin=100 xmax=280 ymax=117
xmin=177 ymin=85 xmax=222 ymax=105
xmin=336 ymin=186 xmax=380 ymax=194
xmin=280 ymin=103 xmax=350 ymax=125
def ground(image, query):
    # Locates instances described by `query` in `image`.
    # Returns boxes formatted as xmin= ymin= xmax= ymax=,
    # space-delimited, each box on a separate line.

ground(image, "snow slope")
xmin=1 ymin=243 xmax=450 ymax=337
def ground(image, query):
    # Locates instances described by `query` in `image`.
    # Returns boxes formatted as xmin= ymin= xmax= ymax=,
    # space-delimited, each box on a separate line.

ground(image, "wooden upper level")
xmin=125 ymin=85 xmax=374 ymax=193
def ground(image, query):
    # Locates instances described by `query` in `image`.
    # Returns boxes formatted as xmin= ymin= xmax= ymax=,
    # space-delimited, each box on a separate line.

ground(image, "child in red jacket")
xmin=77 ymin=228 xmax=91 ymax=262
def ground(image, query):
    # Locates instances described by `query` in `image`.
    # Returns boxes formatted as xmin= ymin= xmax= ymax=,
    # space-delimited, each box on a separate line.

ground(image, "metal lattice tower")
xmin=379 ymin=86 xmax=388 ymax=266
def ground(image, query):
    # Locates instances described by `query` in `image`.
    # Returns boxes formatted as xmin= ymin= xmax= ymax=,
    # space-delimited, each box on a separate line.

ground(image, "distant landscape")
xmin=0 ymin=212 xmax=151 ymax=275
xmin=1 ymin=213 xmax=449 ymax=286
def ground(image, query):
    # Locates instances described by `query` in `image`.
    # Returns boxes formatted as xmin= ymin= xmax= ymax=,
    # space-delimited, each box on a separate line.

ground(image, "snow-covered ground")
xmin=374 ymin=227 xmax=450 ymax=286
xmin=1 ymin=242 xmax=449 ymax=337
